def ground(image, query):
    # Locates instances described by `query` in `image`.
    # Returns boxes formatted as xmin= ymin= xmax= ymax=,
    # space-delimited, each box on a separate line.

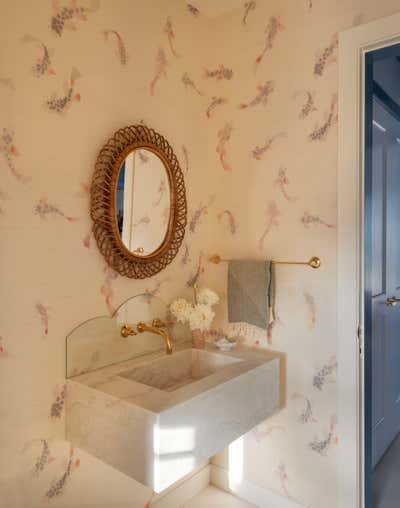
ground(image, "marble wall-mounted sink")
xmin=66 ymin=345 xmax=280 ymax=493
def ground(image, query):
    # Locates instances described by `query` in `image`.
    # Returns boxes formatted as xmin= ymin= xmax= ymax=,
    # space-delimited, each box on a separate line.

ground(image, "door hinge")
xmin=357 ymin=325 xmax=363 ymax=356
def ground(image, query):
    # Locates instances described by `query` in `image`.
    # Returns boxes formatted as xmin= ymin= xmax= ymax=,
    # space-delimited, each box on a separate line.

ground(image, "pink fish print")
xmin=150 ymin=48 xmax=168 ymax=96
xmin=205 ymin=65 xmax=233 ymax=81
xmin=144 ymin=279 xmax=168 ymax=303
xmin=187 ymin=3 xmax=200 ymax=17
xmin=258 ymin=201 xmax=280 ymax=251
xmin=242 ymin=1 xmax=256 ymax=26
xmin=275 ymin=167 xmax=298 ymax=202
xmin=206 ymin=97 xmax=227 ymax=118
xmin=101 ymin=265 xmax=118 ymax=314
xmin=309 ymin=415 xmax=338 ymax=455
xmin=0 ymin=336 xmax=8 ymax=358
xmin=313 ymin=356 xmax=337 ymax=390
xmin=46 ymin=67 xmax=81 ymax=114
xmin=309 ymin=94 xmax=338 ymax=141
xmin=216 ymin=123 xmax=233 ymax=171
xmin=304 ymin=291 xmax=316 ymax=328
xmin=0 ymin=128 xmax=26 ymax=182
xmin=0 ymin=77 xmax=15 ymax=91
xmin=36 ymin=302 xmax=50 ymax=336
xmin=239 ymin=81 xmax=274 ymax=109
xmin=21 ymin=35 xmax=56 ymax=77
xmin=293 ymin=90 xmax=317 ymax=119
xmin=276 ymin=463 xmax=291 ymax=499
xmin=292 ymin=393 xmax=317 ymax=423
xmin=50 ymin=0 xmax=100 ymax=37
xmin=251 ymin=132 xmax=286 ymax=160
xmin=189 ymin=195 xmax=214 ymax=233
xmin=182 ymin=72 xmax=203 ymax=95
xmin=164 ymin=17 xmax=179 ymax=57
xmin=82 ymin=232 xmax=91 ymax=248
xmin=45 ymin=446 xmax=80 ymax=499
xmin=103 ymin=30 xmax=128 ymax=66
xmin=301 ymin=211 xmax=334 ymax=229
xmin=182 ymin=145 xmax=189 ymax=173
xmin=186 ymin=253 xmax=204 ymax=288
xmin=32 ymin=440 xmax=55 ymax=476
xmin=253 ymin=424 xmax=285 ymax=442
xmin=218 ymin=209 xmax=237 ymax=235
xmin=153 ymin=179 xmax=167 ymax=206
xmin=254 ymin=17 xmax=284 ymax=71
xmin=34 ymin=197 xmax=77 ymax=222
xmin=313 ymin=34 xmax=338 ymax=77
xmin=50 ymin=384 xmax=67 ymax=419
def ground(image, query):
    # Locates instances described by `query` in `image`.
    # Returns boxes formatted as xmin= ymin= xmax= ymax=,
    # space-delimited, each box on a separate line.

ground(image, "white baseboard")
xmin=210 ymin=465 xmax=304 ymax=508
xmin=151 ymin=465 xmax=210 ymax=508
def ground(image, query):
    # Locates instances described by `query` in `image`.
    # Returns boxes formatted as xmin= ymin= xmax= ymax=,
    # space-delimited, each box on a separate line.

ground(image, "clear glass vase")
xmin=191 ymin=329 xmax=205 ymax=349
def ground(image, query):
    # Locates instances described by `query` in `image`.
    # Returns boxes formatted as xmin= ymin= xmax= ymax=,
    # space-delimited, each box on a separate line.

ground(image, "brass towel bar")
xmin=209 ymin=254 xmax=321 ymax=269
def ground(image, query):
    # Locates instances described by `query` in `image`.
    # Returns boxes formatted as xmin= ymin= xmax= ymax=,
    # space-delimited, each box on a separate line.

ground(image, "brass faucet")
xmin=121 ymin=319 xmax=173 ymax=355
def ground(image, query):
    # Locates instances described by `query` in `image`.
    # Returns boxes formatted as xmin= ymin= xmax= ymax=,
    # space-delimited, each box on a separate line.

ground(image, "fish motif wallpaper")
xmin=1 ymin=1 xmax=400 ymax=507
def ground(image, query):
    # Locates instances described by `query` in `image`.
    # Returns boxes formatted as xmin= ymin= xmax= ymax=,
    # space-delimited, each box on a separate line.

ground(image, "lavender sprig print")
xmin=293 ymin=90 xmax=317 ymax=119
xmin=275 ymin=167 xmax=298 ymax=202
xmin=189 ymin=195 xmax=215 ymax=233
xmin=309 ymin=94 xmax=338 ymax=141
xmin=45 ymin=447 xmax=80 ymax=499
xmin=242 ymin=1 xmax=256 ymax=26
xmin=50 ymin=384 xmax=67 ymax=419
xmin=254 ymin=17 xmax=284 ymax=71
xmin=239 ymin=81 xmax=274 ymax=109
xmin=0 ymin=77 xmax=15 ymax=91
xmin=21 ymin=35 xmax=55 ymax=77
xmin=182 ymin=145 xmax=189 ymax=173
xmin=0 ymin=336 xmax=8 ymax=358
xmin=181 ymin=244 xmax=191 ymax=265
xmin=251 ymin=132 xmax=286 ymax=160
xmin=216 ymin=123 xmax=233 ymax=171
xmin=34 ymin=197 xmax=77 ymax=222
xmin=206 ymin=97 xmax=227 ymax=118
xmin=182 ymin=72 xmax=203 ymax=95
xmin=32 ymin=440 xmax=54 ymax=476
xmin=150 ymin=48 xmax=168 ymax=96
xmin=187 ymin=3 xmax=200 ymax=17
xmin=313 ymin=34 xmax=338 ymax=77
xmin=218 ymin=209 xmax=237 ymax=235
xmin=186 ymin=253 xmax=204 ymax=288
xmin=304 ymin=291 xmax=316 ymax=327
xmin=292 ymin=393 xmax=317 ymax=423
xmin=307 ymin=0 xmax=313 ymax=10
xmin=313 ymin=356 xmax=337 ymax=390
xmin=164 ymin=17 xmax=179 ymax=57
xmin=0 ymin=128 xmax=26 ymax=182
xmin=103 ymin=30 xmax=128 ymax=66
xmin=36 ymin=302 xmax=50 ymax=336
xmin=258 ymin=201 xmax=280 ymax=251
xmin=153 ymin=179 xmax=167 ymax=206
xmin=301 ymin=211 xmax=334 ymax=229
xmin=45 ymin=68 xmax=81 ymax=114
xmin=205 ymin=65 xmax=233 ymax=81
xmin=309 ymin=416 xmax=338 ymax=455
xmin=50 ymin=0 xmax=99 ymax=37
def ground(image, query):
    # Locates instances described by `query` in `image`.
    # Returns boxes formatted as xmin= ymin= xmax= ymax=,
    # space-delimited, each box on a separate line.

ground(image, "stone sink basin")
xmin=66 ymin=345 xmax=280 ymax=493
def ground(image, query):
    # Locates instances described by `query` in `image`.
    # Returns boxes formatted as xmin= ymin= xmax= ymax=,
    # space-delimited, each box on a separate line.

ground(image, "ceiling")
xmin=189 ymin=0 xmax=244 ymax=18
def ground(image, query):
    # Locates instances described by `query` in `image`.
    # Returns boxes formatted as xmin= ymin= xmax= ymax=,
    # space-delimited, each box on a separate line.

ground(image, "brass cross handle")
xmin=385 ymin=297 xmax=400 ymax=307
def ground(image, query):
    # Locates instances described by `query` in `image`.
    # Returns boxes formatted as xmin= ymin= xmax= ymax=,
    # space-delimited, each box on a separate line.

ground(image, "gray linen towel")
xmin=227 ymin=260 xmax=275 ymax=330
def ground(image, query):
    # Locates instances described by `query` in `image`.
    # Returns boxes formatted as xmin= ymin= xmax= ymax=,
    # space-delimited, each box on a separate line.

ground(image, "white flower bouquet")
xmin=170 ymin=288 xmax=220 ymax=348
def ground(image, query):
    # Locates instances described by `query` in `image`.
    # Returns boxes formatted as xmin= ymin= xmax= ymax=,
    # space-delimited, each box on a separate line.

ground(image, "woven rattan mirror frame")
xmin=90 ymin=125 xmax=187 ymax=278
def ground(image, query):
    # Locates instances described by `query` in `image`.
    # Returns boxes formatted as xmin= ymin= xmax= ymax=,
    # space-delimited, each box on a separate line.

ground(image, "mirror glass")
xmin=116 ymin=149 xmax=171 ymax=256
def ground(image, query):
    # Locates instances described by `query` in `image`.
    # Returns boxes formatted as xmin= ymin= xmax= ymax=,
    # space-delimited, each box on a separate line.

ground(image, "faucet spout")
xmin=136 ymin=319 xmax=173 ymax=355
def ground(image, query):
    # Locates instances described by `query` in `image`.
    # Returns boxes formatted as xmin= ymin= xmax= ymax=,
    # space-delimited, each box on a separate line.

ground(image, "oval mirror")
xmin=116 ymin=149 xmax=171 ymax=256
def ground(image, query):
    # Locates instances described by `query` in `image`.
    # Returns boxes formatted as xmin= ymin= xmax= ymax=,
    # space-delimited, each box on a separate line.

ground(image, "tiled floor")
xmin=373 ymin=433 xmax=400 ymax=507
xmin=183 ymin=486 xmax=255 ymax=508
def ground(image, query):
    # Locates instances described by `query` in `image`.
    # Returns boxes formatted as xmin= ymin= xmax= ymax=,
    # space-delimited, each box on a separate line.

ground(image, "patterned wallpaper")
xmin=1 ymin=1 xmax=400 ymax=507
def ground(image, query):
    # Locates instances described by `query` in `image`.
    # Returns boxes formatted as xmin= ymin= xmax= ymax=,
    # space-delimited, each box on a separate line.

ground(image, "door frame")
xmin=338 ymin=12 xmax=400 ymax=508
